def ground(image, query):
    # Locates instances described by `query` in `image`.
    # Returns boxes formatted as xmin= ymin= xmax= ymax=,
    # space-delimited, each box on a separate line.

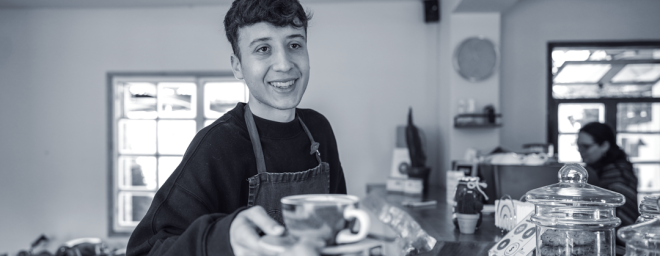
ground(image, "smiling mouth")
xmin=269 ymin=80 xmax=296 ymax=89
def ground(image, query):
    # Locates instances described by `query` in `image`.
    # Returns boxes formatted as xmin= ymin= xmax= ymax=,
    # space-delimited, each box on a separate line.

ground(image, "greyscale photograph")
xmin=1 ymin=0 xmax=659 ymax=255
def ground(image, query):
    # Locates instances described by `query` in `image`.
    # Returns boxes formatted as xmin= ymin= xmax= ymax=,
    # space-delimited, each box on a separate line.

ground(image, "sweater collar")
xmin=230 ymin=102 xmax=303 ymax=139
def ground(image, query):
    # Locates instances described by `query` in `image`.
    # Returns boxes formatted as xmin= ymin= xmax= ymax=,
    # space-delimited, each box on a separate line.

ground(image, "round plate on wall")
xmin=453 ymin=37 xmax=498 ymax=82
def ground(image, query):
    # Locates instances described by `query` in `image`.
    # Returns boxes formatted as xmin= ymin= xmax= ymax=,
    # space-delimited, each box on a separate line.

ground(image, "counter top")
xmin=366 ymin=184 xmax=502 ymax=255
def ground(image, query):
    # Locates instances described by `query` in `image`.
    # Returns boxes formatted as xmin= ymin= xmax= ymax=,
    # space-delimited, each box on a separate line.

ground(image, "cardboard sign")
xmin=488 ymin=212 xmax=536 ymax=256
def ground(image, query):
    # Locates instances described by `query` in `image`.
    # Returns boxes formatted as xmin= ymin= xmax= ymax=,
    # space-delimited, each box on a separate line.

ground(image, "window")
xmin=548 ymin=42 xmax=660 ymax=204
xmin=108 ymin=72 xmax=248 ymax=235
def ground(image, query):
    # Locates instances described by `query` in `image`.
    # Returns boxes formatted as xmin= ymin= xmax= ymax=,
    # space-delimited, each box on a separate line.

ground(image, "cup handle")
xmin=335 ymin=208 xmax=370 ymax=244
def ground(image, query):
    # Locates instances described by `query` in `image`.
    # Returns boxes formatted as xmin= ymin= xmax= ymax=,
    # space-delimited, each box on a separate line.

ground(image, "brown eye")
xmin=256 ymin=46 xmax=269 ymax=53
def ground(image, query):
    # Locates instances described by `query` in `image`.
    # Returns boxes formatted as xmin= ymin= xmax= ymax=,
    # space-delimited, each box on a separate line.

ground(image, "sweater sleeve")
xmin=126 ymin=182 xmax=247 ymax=256
xmin=599 ymin=162 xmax=639 ymax=227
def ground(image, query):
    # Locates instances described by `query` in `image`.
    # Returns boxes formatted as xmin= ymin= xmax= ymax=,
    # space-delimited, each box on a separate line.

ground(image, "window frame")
xmin=107 ymin=71 xmax=239 ymax=236
xmin=547 ymin=41 xmax=660 ymax=153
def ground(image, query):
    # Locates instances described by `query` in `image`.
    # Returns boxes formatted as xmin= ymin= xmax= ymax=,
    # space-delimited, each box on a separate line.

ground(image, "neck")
xmin=247 ymin=99 xmax=295 ymax=122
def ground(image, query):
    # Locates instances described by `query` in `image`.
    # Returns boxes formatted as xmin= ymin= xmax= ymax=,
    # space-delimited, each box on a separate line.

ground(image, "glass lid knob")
xmin=558 ymin=163 xmax=588 ymax=183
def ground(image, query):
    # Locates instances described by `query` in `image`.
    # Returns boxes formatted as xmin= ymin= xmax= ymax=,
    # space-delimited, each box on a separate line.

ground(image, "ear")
xmin=230 ymin=54 xmax=244 ymax=80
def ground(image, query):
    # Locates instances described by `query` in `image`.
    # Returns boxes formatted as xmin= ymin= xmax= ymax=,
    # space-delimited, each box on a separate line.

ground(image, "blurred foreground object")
xmin=361 ymin=195 xmax=436 ymax=255
xmin=617 ymin=197 xmax=660 ymax=256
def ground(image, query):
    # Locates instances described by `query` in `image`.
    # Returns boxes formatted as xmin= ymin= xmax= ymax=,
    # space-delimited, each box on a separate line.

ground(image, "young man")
xmin=126 ymin=0 xmax=347 ymax=255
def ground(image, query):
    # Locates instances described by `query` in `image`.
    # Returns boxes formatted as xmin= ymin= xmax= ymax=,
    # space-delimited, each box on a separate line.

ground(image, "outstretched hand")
xmin=229 ymin=206 xmax=324 ymax=256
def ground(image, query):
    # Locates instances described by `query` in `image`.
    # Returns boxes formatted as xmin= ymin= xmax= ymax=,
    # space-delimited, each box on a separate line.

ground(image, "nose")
xmin=272 ymin=48 xmax=293 ymax=72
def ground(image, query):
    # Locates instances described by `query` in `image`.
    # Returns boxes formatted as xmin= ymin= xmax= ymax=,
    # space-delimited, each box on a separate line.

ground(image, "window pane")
xmin=617 ymin=103 xmax=660 ymax=132
xmin=554 ymin=64 xmax=611 ymax=84
xmin=611 ymin=64 xmax=660 ymax=83
xmin=558 ymin=134 xmax=582 ymax=163
xmin=553 ymin=81 xmax=660 ymax=99
xmin=118 ymin=119 xmax=157 ymax=154
xmin=552 ymin=84 xmax=601 ymax=99
xmin=601 ymin=83 xmax=656 ymax=98
xmin=558 ymin=103 xmax=605 ymax=133
xmin=124 ymin=82 xmax=157 ymax=119
xmin=158 ymin=83 xmax=196 ymax=118
xmin=204 ymin=82 xmax=248 ymax=118
xmin=618 ymin=133 xmax=660 ymax=162
xmin=118 ymin=192 xmax=154 ymax=226
xmin=158 ymin=156 xmax=182 ymax=188
xmin=119 ymin=156 xmax=157 ymax=190
xmin=158 ymin=120 xmax=196 ymax=154
xmin=635 ymin=164 xmax=660 ymax=192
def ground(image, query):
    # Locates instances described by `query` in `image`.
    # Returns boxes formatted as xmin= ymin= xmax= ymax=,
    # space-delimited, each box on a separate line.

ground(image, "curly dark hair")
xmin=224 ymin=0 xmax=312 ymax=60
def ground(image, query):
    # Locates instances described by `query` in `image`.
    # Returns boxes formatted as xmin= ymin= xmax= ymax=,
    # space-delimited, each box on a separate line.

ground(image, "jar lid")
xmin=522 ymin=163 xmax=625 ymax=207
xmin=618 ymin=198 xmax=660 ymax=252
xmin=640 ymin=195 xmax=660 ymax=215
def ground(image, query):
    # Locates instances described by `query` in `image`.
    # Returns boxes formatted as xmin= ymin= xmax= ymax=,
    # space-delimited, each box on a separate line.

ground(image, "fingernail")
xmin=272 ymin=225 xmax=285 ymax=234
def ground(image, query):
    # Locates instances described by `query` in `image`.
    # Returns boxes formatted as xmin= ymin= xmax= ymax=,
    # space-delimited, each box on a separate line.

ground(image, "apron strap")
xmin=297 ymin=116 xmax=322 ymax=164
xmin=244 ymin=105 xmax=268 ymax=174
xmin=244 ymin=104 xmax=323 ymax=173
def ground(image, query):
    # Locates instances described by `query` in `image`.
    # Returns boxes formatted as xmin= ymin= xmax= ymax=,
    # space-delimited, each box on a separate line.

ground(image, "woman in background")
xmin=577 ymin=122 xmax=638 ymax=245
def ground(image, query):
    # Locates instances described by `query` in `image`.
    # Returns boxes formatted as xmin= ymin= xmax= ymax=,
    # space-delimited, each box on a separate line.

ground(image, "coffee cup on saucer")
xmin=281 ymin=194 xmax=371 ymax=245
xmin=259 ymin=194 xmax=371 ymax=253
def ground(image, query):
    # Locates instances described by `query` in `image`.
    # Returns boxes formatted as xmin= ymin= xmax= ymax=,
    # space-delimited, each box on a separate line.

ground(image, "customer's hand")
xmin=230 ymin=206 xmax=285 ymax=256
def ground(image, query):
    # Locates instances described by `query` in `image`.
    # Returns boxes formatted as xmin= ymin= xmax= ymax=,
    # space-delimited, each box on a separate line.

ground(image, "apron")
xmin=244 ymin=105 xmax=330 ymax=224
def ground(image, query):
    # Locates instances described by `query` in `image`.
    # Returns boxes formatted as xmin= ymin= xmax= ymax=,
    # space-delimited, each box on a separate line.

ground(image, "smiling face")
xmin=230 ymin=22 xmax=310 ymax=121
xmin=577 ymin=132 xmax=610 ymax=165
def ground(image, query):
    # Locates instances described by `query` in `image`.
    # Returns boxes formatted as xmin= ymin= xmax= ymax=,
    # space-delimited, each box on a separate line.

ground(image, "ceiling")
xmin=0 ymin=0 xmax=404 ymax=8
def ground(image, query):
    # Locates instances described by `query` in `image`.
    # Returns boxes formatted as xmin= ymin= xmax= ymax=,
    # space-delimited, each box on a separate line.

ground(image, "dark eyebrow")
xmin=288 ymin=34 xmax=306 ymax=41
xmin=248 ymin=34 xmax=307 ymax=47
xmin=249 ymin=37 xmax=271 ymax=47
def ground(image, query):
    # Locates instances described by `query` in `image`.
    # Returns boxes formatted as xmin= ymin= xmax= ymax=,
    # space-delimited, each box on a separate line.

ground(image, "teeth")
xmin=270 ymin=80 xmax=295 ymax=88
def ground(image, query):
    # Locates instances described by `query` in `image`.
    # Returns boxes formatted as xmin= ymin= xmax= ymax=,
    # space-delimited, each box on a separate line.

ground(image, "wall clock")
xmin=453 ymin=37 xmax=498 ymax=82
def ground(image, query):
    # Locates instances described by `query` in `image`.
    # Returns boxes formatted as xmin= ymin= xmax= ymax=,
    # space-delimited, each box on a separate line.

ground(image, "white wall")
xmin=0 ymin=2 xmax=442 ymax=253
xmin=499 ymin=0 xmax=660 ymax=151
xmin=447 ymin=12 xmax=501 ymax=161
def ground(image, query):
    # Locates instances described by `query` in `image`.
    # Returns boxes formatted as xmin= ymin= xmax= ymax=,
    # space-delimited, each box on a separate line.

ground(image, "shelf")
xmin=454 ymin=113 xmax=502 ymax=128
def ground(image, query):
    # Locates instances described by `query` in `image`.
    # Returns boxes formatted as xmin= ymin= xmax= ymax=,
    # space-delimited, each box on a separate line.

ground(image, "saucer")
xmin=259 ymin=235 xmax=383 ymax=255
xmin=320 ymin=238 xmax=382 ymax=255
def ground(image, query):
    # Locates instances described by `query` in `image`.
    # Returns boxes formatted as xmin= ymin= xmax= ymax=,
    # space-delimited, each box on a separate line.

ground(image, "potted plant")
xmin=452 ymin=177 xmax=488 ymax=234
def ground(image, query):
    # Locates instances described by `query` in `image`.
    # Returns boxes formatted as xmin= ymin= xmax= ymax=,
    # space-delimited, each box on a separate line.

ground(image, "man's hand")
xmin=229 ymin=206 xmax=324 ymax=256
xmin=230 ymin=206 xmax=285 ymax=256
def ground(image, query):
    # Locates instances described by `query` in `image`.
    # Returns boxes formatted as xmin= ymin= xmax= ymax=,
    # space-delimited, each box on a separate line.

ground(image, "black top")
xmin=126 ymin=103 xmax=347 ymax=256
xmin=586 ymin=148 xmax=638 ymax=247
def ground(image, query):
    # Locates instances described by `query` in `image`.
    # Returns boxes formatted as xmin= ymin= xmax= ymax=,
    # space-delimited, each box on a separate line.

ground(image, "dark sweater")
xmin=586 ymin=149 xmax=638 ymax=227
xmin=586 ymin=148 xmax=638 ymax=248
xmin=126 ymin=103 xmax=347 ymax=256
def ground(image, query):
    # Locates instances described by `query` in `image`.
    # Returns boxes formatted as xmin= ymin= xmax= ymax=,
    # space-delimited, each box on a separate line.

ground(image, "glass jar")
xmin=618 ymin=197 xmax=660 ymax=256
xmin=637 ymin=196 xmax=660 ymax=223
xmin=522 ymin=163 xmax=625 ymax=256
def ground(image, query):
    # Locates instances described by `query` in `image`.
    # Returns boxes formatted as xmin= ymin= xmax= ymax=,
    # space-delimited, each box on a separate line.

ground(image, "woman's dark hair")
xmin=224 ymin=0 xmax=312 ymax=60
xmin=579 ymin=122 xmax=628 ymax=163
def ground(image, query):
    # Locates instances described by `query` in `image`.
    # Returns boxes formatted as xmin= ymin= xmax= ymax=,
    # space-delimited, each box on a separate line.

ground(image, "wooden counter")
xmin=366 ymin=184 xmax=502 ymax=255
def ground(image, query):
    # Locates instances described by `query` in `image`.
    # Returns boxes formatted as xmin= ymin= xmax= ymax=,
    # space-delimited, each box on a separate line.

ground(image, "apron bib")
xmin=244 ymin=105 xmax=330 ymax=224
